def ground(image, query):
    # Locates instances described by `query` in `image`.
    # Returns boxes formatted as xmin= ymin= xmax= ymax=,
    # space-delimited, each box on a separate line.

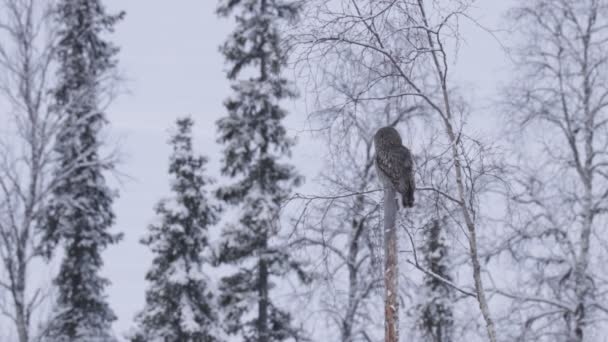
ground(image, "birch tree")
xmin=0 ymin=1 xmax=58 ymax=341
xmin=499 ymin=1 xmax=608 ymax=340
xmin=293 ymin=139 xmax=383 ymax=341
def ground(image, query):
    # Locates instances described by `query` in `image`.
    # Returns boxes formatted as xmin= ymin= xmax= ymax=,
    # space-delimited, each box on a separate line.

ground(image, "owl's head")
xmin=374 ymin=126 xmax=402 ymax=148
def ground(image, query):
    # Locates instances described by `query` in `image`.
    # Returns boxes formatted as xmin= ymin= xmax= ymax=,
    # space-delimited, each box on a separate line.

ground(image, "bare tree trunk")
xmin=343 ymin=196 xmax=364 ymax=342
xmin=571 ymin=17 xmax=595 ymax=341
xmin=442 ymin=118 xmax=497 ymax=342
xmin=258 ymin=255 xmax=269 ymax=342
xmin=5 ymin=253 xmax=30 ymax=342
xmin=415 ymin=2 xmax=497 ymax=340
xmin=384 ymin=187 xmax=398 ymax=342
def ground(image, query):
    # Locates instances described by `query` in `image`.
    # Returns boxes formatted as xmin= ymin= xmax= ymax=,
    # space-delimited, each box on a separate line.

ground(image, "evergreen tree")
xmin=130 ymin=117 xmax=223 ymax=342
xmin=40 ymin=1 xmax=124 ymax=341
xmin=216 ymin=0 xmax=308 ymax=341
xmin=418 ymin=218 xmax=454 ymax=342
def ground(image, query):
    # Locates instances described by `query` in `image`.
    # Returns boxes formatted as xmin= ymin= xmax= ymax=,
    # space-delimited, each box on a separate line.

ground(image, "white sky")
xmin=1 ymin=0 xmax=516 ymax=339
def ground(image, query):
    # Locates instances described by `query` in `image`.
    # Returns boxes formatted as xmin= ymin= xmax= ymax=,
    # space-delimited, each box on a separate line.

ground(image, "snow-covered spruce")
xmin=216 ymin=0 xmax=309 ymax=341
xmin=39 ymin=1 xmax=124 ymax=341
xmin=130 ymin=117 xmax=224 ymax=342
xmin=417 ymin=219 xmax=454 ymax=342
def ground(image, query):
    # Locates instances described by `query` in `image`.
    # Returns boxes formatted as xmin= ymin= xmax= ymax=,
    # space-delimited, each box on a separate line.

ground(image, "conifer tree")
xmin=130 ymin=117 xmax=223 ymax=342
xmin=40 ymin=1 xmax=124 ymax=340
xmin=418 ymin=219 xmax=454 ymax=342
xmin=216 ymin=0 xmax=308 ymax=341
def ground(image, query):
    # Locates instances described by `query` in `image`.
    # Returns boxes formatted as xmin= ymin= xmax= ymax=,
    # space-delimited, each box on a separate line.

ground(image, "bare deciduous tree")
xmin=498 ymin=1 xmax=608 ymax=341
xmin=0 ymin=1 xmax=58 ymax=341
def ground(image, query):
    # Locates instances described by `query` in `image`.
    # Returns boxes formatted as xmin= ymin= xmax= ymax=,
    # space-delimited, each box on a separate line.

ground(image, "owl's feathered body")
xmin=374 ymin=127 xmax=415 ymax=208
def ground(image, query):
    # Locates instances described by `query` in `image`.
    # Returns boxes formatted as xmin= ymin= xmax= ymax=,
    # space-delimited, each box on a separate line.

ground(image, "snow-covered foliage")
xmin=215 ymin=0 xmax=310 ymax=341
xmin=417 ymin=219 xmax=454 ymax=342
xmin=39 ymin=1 xmax=124 ymax=341
xmin=129 ymin=117 xmax=224 ymax=342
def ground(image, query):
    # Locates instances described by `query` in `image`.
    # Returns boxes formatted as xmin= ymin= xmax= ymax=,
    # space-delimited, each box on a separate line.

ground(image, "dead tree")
xmin=374 ymin=126 xmax=415 ymax=342
xmin=382 ymin=185 xmax=399 ymax=342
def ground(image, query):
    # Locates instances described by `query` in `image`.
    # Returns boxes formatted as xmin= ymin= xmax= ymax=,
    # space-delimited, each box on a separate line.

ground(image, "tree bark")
xmin=384 ymin=187 xmax=398 ymax=342
xmin=258 ymin=256 xmax=269 ymax=342
xmin=15 ymin=257 xmax=29 ymax=342
xmin=416 ymin=2 xmax=497 ymax=340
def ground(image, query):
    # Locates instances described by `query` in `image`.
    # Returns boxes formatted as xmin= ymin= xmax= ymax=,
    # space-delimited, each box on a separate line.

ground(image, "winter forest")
xmin=1 ymin=0 xmax=608 ymax=341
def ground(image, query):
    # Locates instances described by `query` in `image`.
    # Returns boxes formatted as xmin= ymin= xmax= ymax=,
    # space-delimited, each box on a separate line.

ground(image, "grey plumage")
xmin=374 ymin=127 xmax=415 ymax=208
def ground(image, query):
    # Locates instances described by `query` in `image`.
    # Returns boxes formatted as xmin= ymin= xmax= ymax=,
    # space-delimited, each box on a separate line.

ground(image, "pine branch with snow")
xmin=39 ymin=1 xmax=124 ymax=341
xmin=417 ymin=218 xmax=454 ymax=342
xmin=215 ymin=0 xmax=310 ymax=341
xmin=130 ymin=117 xmax=224 ymax=342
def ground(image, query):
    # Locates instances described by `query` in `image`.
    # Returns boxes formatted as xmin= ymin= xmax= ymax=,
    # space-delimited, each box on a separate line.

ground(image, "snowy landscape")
xmin=1 ymin=0 xmax=608 ymax=342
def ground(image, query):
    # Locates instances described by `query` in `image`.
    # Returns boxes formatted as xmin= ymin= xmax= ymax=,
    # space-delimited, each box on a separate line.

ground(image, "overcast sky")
xmin=62 ymin=0 xmax=514 ymax=338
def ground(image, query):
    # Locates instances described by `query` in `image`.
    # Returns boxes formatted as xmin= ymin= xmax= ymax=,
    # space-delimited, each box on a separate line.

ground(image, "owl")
xmin=374 ymin=126 xmax=415 ymax=208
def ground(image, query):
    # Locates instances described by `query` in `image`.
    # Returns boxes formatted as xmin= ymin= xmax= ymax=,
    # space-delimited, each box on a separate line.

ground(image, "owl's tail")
xmin=401 ymin=191 xmax=414 ymax=208
xmin=397 ymin=177 xmax=415 ymax=209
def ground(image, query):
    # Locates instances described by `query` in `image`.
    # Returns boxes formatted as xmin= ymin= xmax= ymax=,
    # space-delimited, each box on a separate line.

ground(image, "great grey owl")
xmin=374 ymin=126 xmax=415 ymax=208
